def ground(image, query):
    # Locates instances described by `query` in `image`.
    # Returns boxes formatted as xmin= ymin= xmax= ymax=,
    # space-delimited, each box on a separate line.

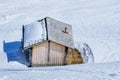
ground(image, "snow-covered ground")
xmin=0 ymin=62 xmax=120 ymax=80
xmin=0 ymin=0 xmax=120 ymax=80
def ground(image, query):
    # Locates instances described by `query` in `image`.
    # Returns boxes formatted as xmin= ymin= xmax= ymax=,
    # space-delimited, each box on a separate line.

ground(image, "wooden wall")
xmin=49 ymin=42 xmax=65 ymax=65
xmin=31 ymin=41 xmax=65 ymax=66
xmin=46 ymin=17 xmax=74 ymax=49
xmin=32 ymin=41 xmax=48 ymax=66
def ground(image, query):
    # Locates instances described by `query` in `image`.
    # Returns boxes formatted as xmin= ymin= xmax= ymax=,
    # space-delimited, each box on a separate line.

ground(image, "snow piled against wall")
xmin=75 ymin=42 xmax=94 ymax=63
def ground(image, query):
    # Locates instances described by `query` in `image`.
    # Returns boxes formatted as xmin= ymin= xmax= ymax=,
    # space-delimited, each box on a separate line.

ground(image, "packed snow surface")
xmin=0 ymin=62 xmax=120 ymax=80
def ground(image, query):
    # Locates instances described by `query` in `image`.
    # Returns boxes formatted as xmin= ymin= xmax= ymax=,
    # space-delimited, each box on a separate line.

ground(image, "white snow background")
xmin=0 ymin=0 xmax=120 ymax=80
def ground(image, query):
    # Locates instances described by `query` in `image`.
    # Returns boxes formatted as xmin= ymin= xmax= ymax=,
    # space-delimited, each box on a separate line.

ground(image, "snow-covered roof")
xmin=23 ymin=17 xmax=74 ymax=49
xmin=23 ymin=19 xmax=47 ymax=48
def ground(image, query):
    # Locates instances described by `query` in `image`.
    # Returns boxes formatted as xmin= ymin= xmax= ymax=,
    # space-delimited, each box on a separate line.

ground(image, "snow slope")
xmin=0 ymin=0 xmax=120 ymax=63
xmin=0 ymin=0 xmax=120 ymax=80
xmin=0 ymin=62 xmax=120 ymax=80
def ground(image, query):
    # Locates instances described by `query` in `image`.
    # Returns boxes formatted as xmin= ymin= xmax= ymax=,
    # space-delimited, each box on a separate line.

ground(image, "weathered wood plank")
xmin=31 ymin=41 xmax=48 ymax=66
xmin=46 ymin=17 xmax=74 ymax=48
xmin=31 ymin=41 xmax=66 ymax=66
xmin=49 ymin=42 xmax=65 ymax=65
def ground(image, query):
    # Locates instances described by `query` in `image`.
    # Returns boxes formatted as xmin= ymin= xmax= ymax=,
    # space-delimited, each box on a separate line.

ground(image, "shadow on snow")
xmin=3 ymin=41 xmax=29 ymax=66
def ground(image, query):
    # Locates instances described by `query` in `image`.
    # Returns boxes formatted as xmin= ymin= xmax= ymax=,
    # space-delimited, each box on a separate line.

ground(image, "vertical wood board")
xmin=31 ymin=41 xmax=66 ymax=66
xmin=32 ymin=41 xmax=48 ymax=66
xmin=46 ymin=17 xmax=74 ymax=48
xmin=49 ymin=42 xmax=65 ymax=65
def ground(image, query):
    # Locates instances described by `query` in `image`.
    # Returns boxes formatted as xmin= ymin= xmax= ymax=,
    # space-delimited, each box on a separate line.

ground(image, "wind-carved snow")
xmin=75 ymin=42 xmax=94 ymax=63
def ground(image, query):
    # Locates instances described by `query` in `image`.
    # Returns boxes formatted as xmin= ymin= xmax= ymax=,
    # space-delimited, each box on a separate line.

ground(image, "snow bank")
xmin=75 ymin=42 xmax=94 ymax=63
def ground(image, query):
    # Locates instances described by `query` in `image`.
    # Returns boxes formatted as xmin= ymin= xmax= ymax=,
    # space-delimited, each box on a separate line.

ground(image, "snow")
xmin=75 ymin=42 xmax=94 ymax=63
xmin=0 ymin=52 xmax=7 ymax=64
xmin=0 ymin=61 xmax=27 ymax=69
xmin=24 ymin=20 xmax=46 ymax=48
xmin=0 ymin=62 xmax=120 ymax=80
xmin=0 ymin=0 xmax=119 ymax=63
xmin=0 ymin=0 xmax=120 ymax=79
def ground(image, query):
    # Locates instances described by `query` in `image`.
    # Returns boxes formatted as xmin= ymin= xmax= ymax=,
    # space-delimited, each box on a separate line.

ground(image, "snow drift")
xmin=75 ymin=42 xmax=94 ymax=63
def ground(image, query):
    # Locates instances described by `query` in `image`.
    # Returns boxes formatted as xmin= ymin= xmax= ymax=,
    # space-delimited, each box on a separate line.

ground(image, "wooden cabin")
xmin=22 ymin=17 xmax=83 ymax=67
